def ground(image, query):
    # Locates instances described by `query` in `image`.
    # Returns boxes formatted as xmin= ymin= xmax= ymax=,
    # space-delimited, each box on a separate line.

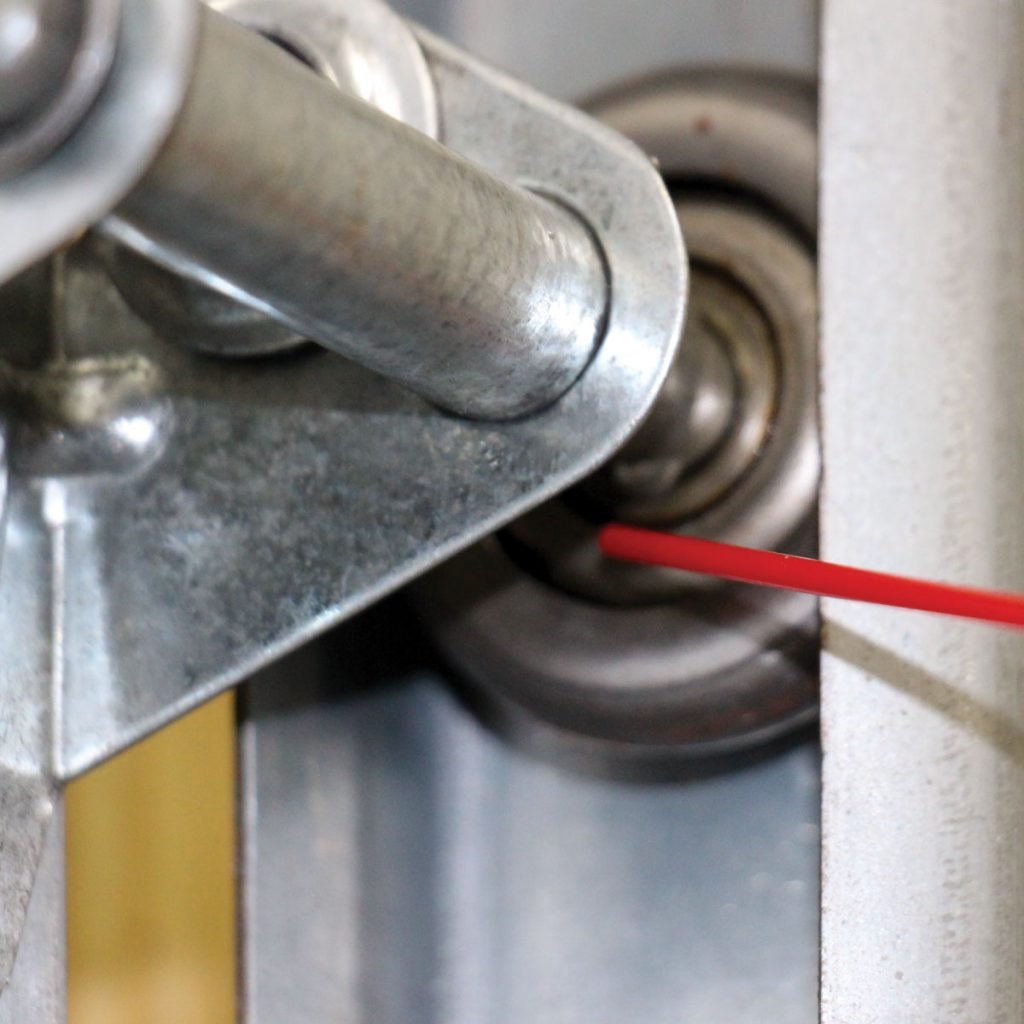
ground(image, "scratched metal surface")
xmin=820 ymin=1 xmax=1024 ymax=1018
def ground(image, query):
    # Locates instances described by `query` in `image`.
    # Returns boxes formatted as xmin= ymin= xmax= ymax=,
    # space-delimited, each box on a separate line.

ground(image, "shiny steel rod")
xmin=107 ymin=4 xmax=609 ymax=419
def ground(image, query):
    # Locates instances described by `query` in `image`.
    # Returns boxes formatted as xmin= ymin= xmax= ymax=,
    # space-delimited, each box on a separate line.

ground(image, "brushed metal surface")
xmin=240 ymin=606 xmax=820 ymax=1024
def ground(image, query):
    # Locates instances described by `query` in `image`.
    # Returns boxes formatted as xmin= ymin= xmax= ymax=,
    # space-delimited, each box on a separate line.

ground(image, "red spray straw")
xmin=599 ymin=524 xmax=1024 ymax=631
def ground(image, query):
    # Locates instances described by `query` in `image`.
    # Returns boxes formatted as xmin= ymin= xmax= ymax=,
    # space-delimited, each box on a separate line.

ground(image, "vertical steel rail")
xmin=820 ymin=0 xmax=1024 ymax=1018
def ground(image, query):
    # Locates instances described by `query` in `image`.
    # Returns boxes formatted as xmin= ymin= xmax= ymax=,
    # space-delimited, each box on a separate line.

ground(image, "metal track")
xmin=820 ymin=0 xmax=1024 ymax=1018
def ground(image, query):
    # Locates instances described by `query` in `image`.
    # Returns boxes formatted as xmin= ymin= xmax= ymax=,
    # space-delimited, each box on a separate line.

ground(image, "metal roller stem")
xmin=106 ymin=4 xmax=610 ymax=419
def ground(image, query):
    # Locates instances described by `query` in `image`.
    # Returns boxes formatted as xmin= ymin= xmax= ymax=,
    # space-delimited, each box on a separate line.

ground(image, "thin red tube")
xmin=599 ymin=524 xmax=1024 ymax=630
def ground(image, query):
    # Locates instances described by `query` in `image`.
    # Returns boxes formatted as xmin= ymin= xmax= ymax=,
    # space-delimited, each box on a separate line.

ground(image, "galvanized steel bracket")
xmin=0 ymin=2 xmax=685 ymax=994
